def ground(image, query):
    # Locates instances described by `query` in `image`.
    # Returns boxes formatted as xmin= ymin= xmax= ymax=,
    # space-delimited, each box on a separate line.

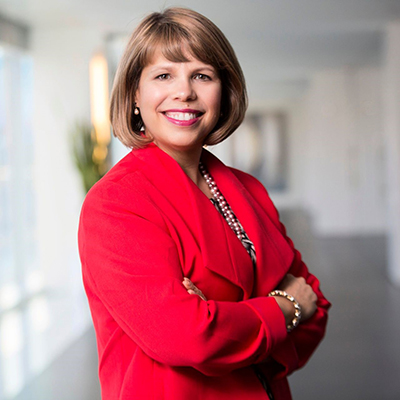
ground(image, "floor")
xmin=283 ymin=212 xmax=400 ymax=400
xmin=11 ymin=210 xmax=400 ymax=400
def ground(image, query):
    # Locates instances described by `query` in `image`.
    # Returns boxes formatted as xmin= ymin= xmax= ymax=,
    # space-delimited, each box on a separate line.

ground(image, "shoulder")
xmin=80 ymin=150 xmax=162 ymax=224
xmin=94 ymin=150 xmax=145 ymax=188
xmin=228 ymin=167 xmax=263 ymax=188
xmin=228 ymin=167 xmax=270 ymax=199
xmin=83 ymin=152 xmax=144 ymax=205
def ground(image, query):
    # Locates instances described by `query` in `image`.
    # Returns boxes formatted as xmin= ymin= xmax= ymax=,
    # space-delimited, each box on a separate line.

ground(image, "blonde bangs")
xmin=138 ymin=23 xmax=219 ymax=71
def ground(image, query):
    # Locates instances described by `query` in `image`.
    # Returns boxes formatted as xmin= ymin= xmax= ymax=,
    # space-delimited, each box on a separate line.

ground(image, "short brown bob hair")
xmin=110 ymin=7 xmax=247 ymax=149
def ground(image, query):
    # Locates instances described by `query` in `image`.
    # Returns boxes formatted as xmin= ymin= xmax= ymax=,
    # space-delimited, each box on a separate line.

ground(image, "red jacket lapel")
xmin=203 ymin=150 xmax=295 ymax=296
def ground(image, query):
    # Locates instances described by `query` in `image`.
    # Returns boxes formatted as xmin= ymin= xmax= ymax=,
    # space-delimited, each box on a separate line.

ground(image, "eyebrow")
xmin=146 ymin=64 xmax=217 ymax=74
xmin=195 ymin=66 xmax=217 ymax=74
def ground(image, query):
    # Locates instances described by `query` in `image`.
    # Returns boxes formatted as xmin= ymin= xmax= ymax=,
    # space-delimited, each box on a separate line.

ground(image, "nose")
xmin=173 ymin=77 xmax=196 ymax=102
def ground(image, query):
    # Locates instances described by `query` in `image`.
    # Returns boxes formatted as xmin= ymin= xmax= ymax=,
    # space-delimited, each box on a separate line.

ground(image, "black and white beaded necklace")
xmin=199 ymin=162 xmax=257 ymax=267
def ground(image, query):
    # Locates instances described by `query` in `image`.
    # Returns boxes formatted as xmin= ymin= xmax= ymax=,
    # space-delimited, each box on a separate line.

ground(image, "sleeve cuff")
xmin=243 ymin=296 xmax=288 ymax=360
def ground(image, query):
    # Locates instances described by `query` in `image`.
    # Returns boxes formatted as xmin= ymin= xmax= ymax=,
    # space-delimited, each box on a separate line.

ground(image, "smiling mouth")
xmin=162 ymin=110 xmax=204 ymax=126
xmin=163 ymin=111 xmax=203 ymax=121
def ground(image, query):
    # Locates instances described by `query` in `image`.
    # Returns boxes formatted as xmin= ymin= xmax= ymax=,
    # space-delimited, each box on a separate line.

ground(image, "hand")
xmin=182 ymin=278 xmax=207 ymax=301
xmin=276 ymin=274 xmax=318 ymax=323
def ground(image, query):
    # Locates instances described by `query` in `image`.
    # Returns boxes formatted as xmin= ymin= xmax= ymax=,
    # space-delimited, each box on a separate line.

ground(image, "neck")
xmin=179 ymin=158 xmax=203 ymax=186
xmin=155 ymin=143 xmax=204 ymax=186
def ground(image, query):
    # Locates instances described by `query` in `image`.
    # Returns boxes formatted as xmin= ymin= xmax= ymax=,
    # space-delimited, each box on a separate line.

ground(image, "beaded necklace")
xmin=199 ymin=162 xmax=244 ymax=240
xmin=199 ymin=162 xmax=257 ymax=268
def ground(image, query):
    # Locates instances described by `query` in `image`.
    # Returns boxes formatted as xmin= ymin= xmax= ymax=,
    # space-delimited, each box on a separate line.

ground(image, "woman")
xmin=78 ymin=7 xmax=330 ymax=400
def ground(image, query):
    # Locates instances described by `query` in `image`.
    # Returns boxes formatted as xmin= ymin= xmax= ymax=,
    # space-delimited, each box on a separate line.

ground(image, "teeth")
xmin=165 ymin=112 xmax=199 ymax=121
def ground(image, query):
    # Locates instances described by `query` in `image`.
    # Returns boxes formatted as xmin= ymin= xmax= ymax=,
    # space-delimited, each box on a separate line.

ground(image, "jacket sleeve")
xmin=232 ymin=169 xmax=331 ymax=378
xmin=78 ymin=178 xmax=289 ymax=377
xmin=269 ymin=219 xmax=331 ymax=378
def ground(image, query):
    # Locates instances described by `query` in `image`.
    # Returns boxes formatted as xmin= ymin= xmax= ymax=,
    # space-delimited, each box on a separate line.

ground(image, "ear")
xmin=134 ymin=88 xmax=140 ymax=108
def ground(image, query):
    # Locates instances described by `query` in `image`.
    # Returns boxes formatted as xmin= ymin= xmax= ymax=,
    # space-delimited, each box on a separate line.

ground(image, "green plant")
xmin=70 ymin=121 xmax=110 ymax=193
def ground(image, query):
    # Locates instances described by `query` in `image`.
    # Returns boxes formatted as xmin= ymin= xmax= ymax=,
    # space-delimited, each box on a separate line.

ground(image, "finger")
xmin=198 ymin=292 xmax=207 ymax=301
xmin=188 ymin=289 xmax=207 ymax=301
xmin=182 ymin=278 xmax=195 ymax=289
xmin=298 ymin=276 xmax=306 ymax=284
xmin=311 ymin=291 xmax=318 ymax=302
xmin=194 ymin=289 xmax=207 ymax=301
xmin=182 ymin=280 xmax=192 ymax=289
xmin=183 ymin=278 xmax=207 ymax=301
xmin=192 ymin=287 xmax=204 ymax=297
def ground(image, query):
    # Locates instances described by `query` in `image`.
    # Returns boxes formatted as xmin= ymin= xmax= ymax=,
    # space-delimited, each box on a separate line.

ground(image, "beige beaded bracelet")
xmin=268 ymin=290 xmax=302 ymax=332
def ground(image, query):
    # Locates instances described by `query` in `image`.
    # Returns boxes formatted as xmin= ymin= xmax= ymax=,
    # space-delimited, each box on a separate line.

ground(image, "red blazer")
xmin=78 ymin=143 xmax=330 ymax=400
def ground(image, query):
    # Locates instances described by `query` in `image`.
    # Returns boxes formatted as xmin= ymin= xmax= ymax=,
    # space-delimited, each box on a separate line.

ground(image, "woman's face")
xmin=135 ymin=48 xmax=222 ymax=158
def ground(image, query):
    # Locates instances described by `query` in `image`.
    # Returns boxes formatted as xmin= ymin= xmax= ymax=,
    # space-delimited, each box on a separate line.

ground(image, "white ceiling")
xmin=1 ymin=0 xmax=400 ymax=102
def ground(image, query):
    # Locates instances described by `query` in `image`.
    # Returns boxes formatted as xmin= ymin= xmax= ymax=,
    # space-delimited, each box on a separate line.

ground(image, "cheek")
xmin=207 ymin=89 xmax=222 ymax=118
xmin=137 ymin=84 xmax=165 ymax=110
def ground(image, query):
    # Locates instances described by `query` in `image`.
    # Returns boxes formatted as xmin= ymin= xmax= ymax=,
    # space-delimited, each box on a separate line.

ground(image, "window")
xmin=0 ymin=44 xmax=38 ymax=399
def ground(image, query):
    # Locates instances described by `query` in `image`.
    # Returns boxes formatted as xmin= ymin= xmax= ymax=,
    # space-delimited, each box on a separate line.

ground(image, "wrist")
xmin=272 ymin=296 xmax=294 ymax=326
xmin=268 ymin=290 xmax=302 ymax=332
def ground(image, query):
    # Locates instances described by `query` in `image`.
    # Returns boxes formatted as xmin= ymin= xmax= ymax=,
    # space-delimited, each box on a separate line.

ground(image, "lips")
xmin=162 ymin=109 xmax=203 ymax=126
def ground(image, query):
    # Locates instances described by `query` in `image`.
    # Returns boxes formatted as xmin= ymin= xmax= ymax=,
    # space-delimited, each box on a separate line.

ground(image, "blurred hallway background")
xmin=1 ymin=1 xmax=400 ymax=399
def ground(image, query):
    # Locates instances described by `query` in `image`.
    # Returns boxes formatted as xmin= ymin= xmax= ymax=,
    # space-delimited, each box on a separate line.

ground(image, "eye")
xmin=156 ymin=73 xmax=170 ymax=80
xmin=193 ymin=73 xmax=211 ymax=81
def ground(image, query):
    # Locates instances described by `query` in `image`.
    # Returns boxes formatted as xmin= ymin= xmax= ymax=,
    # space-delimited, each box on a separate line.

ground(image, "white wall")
xmin=302 ymin=67 xmax=386 ymax=236
xmin=383 ymin=21 xmax=400 ymax=285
